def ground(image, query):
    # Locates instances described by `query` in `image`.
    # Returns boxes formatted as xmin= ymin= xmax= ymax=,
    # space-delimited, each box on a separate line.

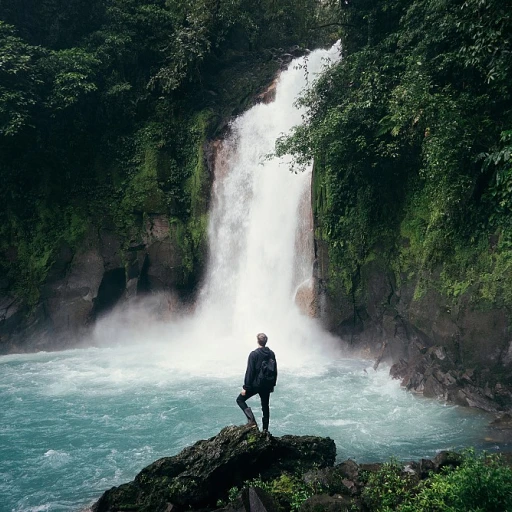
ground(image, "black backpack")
xmin=256 ymin=356 xmax=277 ymax=389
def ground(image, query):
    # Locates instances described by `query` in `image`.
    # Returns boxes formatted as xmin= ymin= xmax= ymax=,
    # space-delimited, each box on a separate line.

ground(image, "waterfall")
xmin=193 ymin=44 xmax=341 ymax=363
xmin=88 ymin=44 xmax=343 ymax=373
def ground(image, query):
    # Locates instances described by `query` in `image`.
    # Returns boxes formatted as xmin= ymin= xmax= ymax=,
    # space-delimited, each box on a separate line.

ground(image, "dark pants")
xmin=236 ymin=389 xmax=270 ymax=430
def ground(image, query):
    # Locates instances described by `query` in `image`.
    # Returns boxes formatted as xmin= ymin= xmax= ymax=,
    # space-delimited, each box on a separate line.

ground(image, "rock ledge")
xmin=92 ymin=425 xmax=335 ymax=512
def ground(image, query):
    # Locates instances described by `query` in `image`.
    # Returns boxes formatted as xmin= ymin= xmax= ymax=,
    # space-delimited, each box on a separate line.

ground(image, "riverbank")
xmin=89 ymin=424 xmax=512 ymax=512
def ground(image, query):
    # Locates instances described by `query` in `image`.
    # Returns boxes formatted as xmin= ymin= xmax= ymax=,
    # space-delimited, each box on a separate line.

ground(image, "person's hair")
xmin=257 ymin=333 xmax=268 ymax=346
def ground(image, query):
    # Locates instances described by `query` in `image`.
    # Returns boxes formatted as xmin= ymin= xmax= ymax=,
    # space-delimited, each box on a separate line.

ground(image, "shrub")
xmin=363 ymin=451 xmax=512 ymax=512
xmin=400 ymin=450 xmax=512 ymax=512
xmin=227 ymin=474 xmax=322 ymax=512
xmin=361 ymin=458 xmax=416 ymax=511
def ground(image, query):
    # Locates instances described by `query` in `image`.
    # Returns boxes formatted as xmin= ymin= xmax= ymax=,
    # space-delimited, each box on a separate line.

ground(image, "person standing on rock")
xmin=236 ymin=333 xmax=277 ymax=432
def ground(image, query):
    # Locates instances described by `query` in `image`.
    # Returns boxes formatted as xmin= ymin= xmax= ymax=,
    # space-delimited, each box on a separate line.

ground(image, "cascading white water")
xmin=70 ymin=43 xmax=343 ymax=378
xmin=195 ymin=44 xmax=341 ymax=364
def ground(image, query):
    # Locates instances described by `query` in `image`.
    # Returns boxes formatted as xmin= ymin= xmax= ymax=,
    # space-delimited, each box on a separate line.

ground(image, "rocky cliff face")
xmin=315 ymin=243 xmax=512 ymax=414
xmin=0 ymin=205 xmax=209 ymax=354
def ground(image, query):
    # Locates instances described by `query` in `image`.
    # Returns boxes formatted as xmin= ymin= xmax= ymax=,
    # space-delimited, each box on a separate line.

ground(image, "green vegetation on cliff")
xmin=0 ymin=0 xmax=327 ymax=304
xmin=221 ymin=447 xmax=512 ymax=512
xmin=277 ymin=0 xmax=512 ymax=310
xmin=5 ymin=0 xmax=510 ymax=319
xmin=362 ymin=450 xmax=512 ymax=512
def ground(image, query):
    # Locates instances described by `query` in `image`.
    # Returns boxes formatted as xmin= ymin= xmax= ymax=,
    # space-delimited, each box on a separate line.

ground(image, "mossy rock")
xmin=92 ymin=426 xmax=335 ymax=512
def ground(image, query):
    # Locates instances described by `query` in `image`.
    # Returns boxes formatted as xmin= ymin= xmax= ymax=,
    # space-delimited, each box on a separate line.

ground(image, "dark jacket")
xmin=243 ymin=346 xmax=277 ymax=392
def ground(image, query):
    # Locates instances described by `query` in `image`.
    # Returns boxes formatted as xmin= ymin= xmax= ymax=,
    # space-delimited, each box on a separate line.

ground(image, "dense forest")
xmin=2 ymin=3 xmax=512 ymax=508
xmin=277 ymin=0 xmax=512 ymax=312
xmin=0 ymin=0 xmax=330 ymax=307
xmin=1 ymin=0 xmax=511 ymax=334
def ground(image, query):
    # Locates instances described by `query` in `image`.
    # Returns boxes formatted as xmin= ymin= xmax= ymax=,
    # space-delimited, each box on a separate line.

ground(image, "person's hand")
xmin=241 ymin=389 xmax=246 ymax=396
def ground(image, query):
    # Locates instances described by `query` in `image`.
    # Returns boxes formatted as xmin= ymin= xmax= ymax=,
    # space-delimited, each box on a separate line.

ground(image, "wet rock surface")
xmin=0 ymin=214 xmax=194 ymax=354
xmin=92 ymin=425 xmax=335 ymax=512
xmin=90 ymin=426 xmax=504 ymax=512
xmin=388 ymin=346 xmax=510 ymax=412
xmin=485 ymin=413 xmax=512 ymax=445
xmin=316 ymin=247 xmax=512 ymax=415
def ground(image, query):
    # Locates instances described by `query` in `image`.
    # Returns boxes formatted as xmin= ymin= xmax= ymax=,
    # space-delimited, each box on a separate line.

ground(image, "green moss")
xmin=242 ymin=473 xmax=320 ymax=512
xmin=167 ymin=479 xmax=189 ymax=495
xmin=0 ymin=202 xmax=88 ymax=305
xmin=186 ymin=110 xmax=212 ymax=217
xmin=312 ymin=158 xmax=328 ymax=224
xmin=315 ymin=159 xmax=512 ymax=313
xmin=180 ymin=109 xmax=214 ymax=282
xmin=247 ymin=433 xmax=258 ymax=445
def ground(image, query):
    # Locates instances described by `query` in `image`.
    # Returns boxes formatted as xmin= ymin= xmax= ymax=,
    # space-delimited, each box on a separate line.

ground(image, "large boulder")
xmin=43 ymin=233 xmax=104 ymax=335
xmin=92 ymin=426 xmax=336 ymax=512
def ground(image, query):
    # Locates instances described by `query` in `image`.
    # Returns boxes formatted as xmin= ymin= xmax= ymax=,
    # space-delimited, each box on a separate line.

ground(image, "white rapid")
xmin=194 ymin=43 xmax=342 ymax=365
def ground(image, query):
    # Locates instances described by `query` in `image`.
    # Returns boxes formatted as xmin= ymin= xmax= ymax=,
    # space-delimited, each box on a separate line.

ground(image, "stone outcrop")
xmin=140 ymin=215 xmax=191 ymax=292
xmin=91 ymin=425 xmax=335 ymax=512
xmin=90 ymin=426 xmax=504 ymax=512
xmin=226 ymin=486 xmax=280 ymax=512
xmin=316 ymin=250 xmax=512 ymax=414
xmin=294 ymin=278 xmax=319 ymax=318
xmin=0 ymin=214 xmax=197 ymax=354
xmin=389 ymin=346 xmax=512 ymax=413
xmin=44 ymin=231 xmax=104 ymax=335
